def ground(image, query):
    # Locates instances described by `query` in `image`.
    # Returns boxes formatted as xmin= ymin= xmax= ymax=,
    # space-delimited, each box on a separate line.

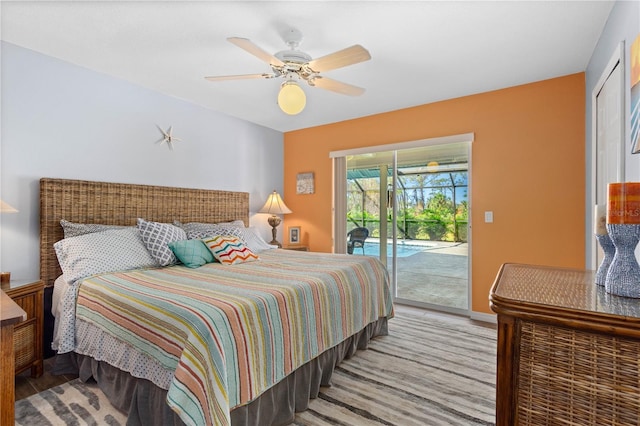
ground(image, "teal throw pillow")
xmin=168 ymin=239 xmax=214 ymax=268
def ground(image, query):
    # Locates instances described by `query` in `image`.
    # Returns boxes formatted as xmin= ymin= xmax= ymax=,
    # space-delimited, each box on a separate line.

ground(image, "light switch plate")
xmin=485 ymin=211 xmax=494 ymax=223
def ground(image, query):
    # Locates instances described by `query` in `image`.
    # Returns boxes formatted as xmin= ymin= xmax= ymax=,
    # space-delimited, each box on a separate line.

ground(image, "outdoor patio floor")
xmin=354 ymin=240 xmax=469 ymax=310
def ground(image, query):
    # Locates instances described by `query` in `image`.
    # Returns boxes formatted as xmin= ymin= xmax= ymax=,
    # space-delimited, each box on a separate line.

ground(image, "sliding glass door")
xmin=346 ymin=150 xmax=395 ymax=265
xmin=343 ymin=141 xmax=470 ymax=313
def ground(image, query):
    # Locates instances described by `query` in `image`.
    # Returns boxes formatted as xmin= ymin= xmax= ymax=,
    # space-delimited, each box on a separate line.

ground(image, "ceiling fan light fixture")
xmin=278 ymin=80 xmax=306 ymax=115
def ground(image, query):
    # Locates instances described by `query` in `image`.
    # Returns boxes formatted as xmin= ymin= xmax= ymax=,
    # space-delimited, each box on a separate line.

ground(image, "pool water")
xmin=354 ymin=242 xmax=429 ymax=257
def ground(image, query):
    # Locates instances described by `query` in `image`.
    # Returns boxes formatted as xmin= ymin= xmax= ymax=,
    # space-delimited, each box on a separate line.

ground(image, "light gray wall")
xmin=585 ymin=0 xmax=640 ymax=266
xmin=0 ymin=41 xmax=284 ymax=280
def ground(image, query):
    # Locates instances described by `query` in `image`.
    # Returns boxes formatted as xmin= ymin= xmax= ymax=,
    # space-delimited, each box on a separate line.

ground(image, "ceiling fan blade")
xmin=227 ymin=37 xmax=285 ymax=67
xmin=205 ymin=73 xmax=274 ymax=82
xmin=310 ymin=76 xmax=366 ymax=96
xmin=307 ymin=45 xmax=371 ymax=73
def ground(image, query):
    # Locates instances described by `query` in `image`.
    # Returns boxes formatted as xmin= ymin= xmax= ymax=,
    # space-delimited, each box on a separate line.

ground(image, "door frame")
xmin=330 ymin=132 xmax=474 ymax=315
xmin=590 ymin=42 xmax=625 ymax=269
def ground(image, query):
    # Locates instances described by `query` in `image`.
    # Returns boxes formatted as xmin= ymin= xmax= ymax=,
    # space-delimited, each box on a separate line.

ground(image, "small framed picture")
xmin=289 ymin=226 xmax=301 ymax=244
xmin=296 ymin=172 xmax=315 ymax=194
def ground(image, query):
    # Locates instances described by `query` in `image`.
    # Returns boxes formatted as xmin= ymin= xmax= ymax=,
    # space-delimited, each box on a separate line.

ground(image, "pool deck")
xmin=353 ymin=239 xmax=469 ymax=310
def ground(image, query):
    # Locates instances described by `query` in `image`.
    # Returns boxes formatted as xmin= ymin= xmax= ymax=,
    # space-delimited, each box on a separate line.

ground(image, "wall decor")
xmin=157 ymin=125 xmax=182 ymax=150
xmin=296 ymin=172 xmax=314 ymax=194
xmin=289 ymin=226 xmax=301 ymax=244
xmin=631 ymin=33 xmax=640 ymax=153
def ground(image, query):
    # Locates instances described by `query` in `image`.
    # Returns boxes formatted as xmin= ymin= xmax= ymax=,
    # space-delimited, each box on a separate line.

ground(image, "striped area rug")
xmin=294 ymin=309 xmax=496 ymax=425
xmin=15 ymin=309 xmax=496 ymax=426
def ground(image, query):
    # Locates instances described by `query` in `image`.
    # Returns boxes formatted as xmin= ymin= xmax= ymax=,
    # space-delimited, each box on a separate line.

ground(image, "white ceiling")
xmin=1 ymin=1 xmax=614 ymax=133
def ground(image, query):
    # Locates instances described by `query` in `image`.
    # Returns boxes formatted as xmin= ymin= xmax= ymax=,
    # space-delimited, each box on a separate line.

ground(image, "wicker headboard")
xmin=40 ymin=178 xmax=250 ymax=287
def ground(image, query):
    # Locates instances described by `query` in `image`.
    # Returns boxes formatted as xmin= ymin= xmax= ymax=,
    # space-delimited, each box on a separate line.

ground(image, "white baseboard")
xmin=470 ymin=311 xmax=497 ymax=324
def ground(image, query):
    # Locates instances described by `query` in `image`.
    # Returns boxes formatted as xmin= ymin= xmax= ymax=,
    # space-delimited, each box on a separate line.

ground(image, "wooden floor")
xmin=15 ymin=357 xmax=77 ymax=401
xmin=15 ymin=304 xmax=495 ymax=402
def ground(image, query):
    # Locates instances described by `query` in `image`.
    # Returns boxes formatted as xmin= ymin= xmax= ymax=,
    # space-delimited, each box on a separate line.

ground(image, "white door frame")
xmin=591 ymin=42 xmax=625 ymax=269
xmin=330 ymin=133 xmax=474 ymax=315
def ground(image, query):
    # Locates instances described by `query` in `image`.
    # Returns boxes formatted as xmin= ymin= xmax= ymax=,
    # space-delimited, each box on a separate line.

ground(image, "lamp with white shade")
xmin=258 ymin=190 xmax=292 ymax=247
xmin=0 ymin=200 xmax=18 ymax=213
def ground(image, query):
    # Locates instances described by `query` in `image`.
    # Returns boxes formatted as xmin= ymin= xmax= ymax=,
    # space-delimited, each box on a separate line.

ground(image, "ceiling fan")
xmin=204 ymin=29 xmax=371 ymax=115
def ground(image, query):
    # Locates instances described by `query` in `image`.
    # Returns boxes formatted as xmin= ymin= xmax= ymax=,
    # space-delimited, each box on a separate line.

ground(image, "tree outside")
xmin=347 ymin=171 xmax=468 ymax=242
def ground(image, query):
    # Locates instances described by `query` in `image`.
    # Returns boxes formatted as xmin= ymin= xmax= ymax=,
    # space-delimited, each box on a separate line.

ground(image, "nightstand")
xmin=2 ymin=279 xmax=44 ymax=377
xmin=283 ymin=245 xmax=309 ymax=251
xmin=1 ymin=290 xmax=26 ymax=425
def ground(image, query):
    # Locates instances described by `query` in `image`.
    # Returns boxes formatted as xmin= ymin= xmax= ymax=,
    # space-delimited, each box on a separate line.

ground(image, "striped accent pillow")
xmin=202 ymin=235 xmax=259 ymax=265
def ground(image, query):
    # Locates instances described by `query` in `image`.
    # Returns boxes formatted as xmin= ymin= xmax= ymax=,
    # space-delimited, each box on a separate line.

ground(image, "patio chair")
xmin=347 ymin=227 xmax=369 ymax=255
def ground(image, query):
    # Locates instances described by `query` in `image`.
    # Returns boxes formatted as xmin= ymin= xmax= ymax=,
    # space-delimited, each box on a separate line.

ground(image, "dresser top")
xmin=0 ymin=279 xmax=42 ymax=293
xmin=0 ymin=290 xmax=26 ymax=326
xmin=491 ymin=263 xmax=640 ymax=325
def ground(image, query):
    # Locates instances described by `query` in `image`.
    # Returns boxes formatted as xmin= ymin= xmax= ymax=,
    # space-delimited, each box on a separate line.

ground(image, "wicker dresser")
xmin=490 ymin=263 xmax=640 ymax=426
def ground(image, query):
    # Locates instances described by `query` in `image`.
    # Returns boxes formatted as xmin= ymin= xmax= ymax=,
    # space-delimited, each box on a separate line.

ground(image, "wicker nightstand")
xmin=2 ymin=279 xmax=44 ymax=377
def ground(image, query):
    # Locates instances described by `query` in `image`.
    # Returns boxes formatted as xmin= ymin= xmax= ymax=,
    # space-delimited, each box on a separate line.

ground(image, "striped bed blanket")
xmin=73 ymin=249 xmax=393 ymax=426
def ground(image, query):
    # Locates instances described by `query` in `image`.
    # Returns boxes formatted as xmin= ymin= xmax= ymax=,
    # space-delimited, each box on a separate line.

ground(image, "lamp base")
xmin=267 ymin=215 xmax=282 ymax=248
xmin=269 ymin=239 xmax=282 ymax=248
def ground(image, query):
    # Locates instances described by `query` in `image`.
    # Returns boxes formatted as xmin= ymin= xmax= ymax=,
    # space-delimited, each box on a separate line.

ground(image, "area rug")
xmin=14 ymin=378 xmax=126 ymax=425
xmin=293 ymin=311 xmax=496 ymax=426
xmin=15 ymin=310 xmax=496 ymax=426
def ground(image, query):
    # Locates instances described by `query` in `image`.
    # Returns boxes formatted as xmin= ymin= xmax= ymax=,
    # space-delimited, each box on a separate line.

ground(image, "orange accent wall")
xmin=284 ymin=73 xmax=586 ymax=315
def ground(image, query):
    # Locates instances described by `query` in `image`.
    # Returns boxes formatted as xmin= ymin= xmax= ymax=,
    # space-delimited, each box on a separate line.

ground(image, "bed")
xmin=40 ymin=178 xmax=394 ymax=426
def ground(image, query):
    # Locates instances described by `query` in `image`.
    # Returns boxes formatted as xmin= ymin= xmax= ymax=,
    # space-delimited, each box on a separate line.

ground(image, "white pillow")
xmin=137 ymin=218 xmax=186 ymax=266
xmin=51 ymin=275 xmax=69 ymax=318
xmin=239 ymin=227 xmax=277 ymax=253
xmin=54 ymin=227 xmax=158 ymax=284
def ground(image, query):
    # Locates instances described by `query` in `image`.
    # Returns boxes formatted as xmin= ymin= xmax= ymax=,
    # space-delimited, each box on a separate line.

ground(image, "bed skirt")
xmin=53 ymin=316 xmax=389 ymax=426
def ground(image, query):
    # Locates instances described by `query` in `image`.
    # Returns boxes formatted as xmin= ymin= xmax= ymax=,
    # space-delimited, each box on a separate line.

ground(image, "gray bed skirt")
xmin=53 ymin=317 xmax=389 ymax=426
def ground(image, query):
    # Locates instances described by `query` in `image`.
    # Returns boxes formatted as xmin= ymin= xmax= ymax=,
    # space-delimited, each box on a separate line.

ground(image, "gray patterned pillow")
xmin=180 ymin=222 xmax=246 ymax=241
xmin=54 ymin=227 xmax=158 ymax=284
xmin=137 ymin=218 xmax=187 ymax=266
xmin=60 ymin=219 xmax=131 ymax=238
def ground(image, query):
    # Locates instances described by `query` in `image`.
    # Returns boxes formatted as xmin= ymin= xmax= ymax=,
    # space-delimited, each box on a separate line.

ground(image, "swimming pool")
xmin=354 ymin=241 xmax=432 ymax=257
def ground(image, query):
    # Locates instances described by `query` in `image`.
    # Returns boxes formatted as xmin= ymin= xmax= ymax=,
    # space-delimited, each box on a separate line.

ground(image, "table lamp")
xmin=258 ymin=190 xmax=292 ymax=247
